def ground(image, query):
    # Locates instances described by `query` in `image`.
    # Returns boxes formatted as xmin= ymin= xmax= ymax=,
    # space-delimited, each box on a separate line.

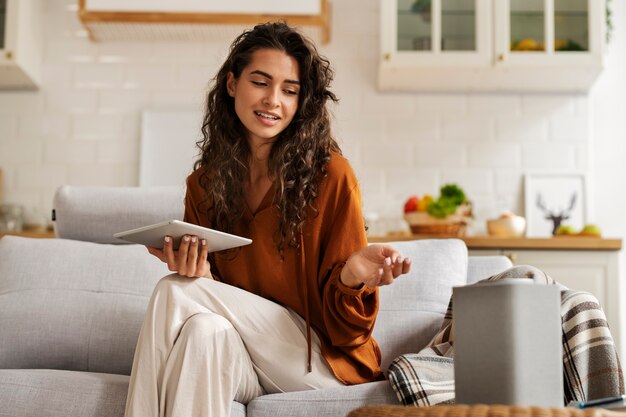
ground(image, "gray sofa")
xmin=0 ymin=186 xmax=512 ymax=417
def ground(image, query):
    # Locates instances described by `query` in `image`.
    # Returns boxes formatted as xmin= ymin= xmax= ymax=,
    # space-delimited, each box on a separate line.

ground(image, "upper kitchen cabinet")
xmin=0 ymin=0 xmax=42 ymax=90
xmin=379 ymin=0 xmax=605 ymax=92
xmin=78 ymin=0 xmax=332 ymax=44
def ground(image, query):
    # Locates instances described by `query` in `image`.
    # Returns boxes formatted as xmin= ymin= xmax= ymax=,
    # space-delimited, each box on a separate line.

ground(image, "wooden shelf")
xmin=367 ymin=234 xmax=622 ymax=251
xmin=0 ymin=228 xmax=55 ymax=239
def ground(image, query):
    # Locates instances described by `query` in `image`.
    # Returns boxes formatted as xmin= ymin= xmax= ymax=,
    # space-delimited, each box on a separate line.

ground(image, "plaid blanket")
xmin=387 ymin=265 xmax=624 ymax=406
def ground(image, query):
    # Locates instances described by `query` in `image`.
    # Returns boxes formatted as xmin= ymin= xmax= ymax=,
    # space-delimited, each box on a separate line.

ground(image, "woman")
xmin=125 ymin=22 xmax=411 ymax=417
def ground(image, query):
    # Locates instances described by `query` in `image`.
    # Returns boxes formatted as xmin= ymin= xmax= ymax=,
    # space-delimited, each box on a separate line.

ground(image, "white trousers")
xmin=124 ymin=274 xmax=343 ymax=417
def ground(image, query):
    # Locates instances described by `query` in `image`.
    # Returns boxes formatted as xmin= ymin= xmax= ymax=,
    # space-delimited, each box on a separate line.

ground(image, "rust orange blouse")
xmin=183 ymin=152 xmax=381 ymax=385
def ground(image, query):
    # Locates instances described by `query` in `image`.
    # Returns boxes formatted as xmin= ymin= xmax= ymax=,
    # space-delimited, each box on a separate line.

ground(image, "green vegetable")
xmin=426 ymin=183 xmax=467 ymax=219
xmin=440 ymin=184 xmax=466 ymax=206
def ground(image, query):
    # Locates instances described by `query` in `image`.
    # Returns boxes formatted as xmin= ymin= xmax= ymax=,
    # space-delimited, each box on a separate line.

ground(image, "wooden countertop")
xmin=1 ymin=229 xmax=622 ymax=251
xmin=0 ymin=228 xmax=55 ymax=239
xmin=368 ymin=234 xmax=623 ymax=251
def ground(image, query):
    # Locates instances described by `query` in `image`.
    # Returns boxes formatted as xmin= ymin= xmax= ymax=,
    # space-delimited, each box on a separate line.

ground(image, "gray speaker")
xmin=453 ymin=278 xmax=563 ymax=407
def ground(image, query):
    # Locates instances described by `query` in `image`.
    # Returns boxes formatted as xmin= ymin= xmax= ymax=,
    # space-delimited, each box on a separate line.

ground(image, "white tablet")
xmin=113 ymin=220 xmax=252 ymax=252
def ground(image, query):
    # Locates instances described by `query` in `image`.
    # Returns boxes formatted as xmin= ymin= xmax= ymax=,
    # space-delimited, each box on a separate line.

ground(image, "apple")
xmin=579 ymin=224 xmax=602 ymax=237
xmin=555 ymin=225 xmax=576 ymax=235
xmin=403 ymin=196 xmax=420 ymax=213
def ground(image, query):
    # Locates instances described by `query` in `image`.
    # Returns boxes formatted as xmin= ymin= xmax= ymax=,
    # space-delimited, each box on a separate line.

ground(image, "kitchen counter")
xmin=367 ymin=234 xmax=622 ymax=251
xmin=0 ymin=228 xmax=55 ymax=239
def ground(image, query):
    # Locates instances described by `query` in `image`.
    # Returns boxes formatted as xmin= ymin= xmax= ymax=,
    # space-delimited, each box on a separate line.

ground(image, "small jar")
xmin=0 ymin=204 xmax=25 ymax=232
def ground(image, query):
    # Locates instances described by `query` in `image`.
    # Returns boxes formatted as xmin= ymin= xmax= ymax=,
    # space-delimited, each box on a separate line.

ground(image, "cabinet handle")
xmin=497 ymin=53 xmax=505 ymax=62
xmin=384 ymin=53 xmax=391 ymax=61
xmin=5 ymin=51 xmax=13 ymax=60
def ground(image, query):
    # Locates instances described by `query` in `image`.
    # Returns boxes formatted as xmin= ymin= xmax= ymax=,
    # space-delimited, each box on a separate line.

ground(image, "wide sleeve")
xmin=183 ymin=174 xmax=203 ymax=226
xmin=319 ymin=181 xmax=378 ymax=348
xmin=182 ymin=172 xmax=222 ymax=281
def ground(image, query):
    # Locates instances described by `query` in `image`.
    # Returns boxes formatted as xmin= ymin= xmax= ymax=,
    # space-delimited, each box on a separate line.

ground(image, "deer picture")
xmin=536 ymin=192 xmax=577 ymax=235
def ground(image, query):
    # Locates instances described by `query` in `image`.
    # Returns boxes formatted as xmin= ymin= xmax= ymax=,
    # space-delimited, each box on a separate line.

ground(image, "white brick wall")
xmin=0 ymin=0 xmax=593 ymax=235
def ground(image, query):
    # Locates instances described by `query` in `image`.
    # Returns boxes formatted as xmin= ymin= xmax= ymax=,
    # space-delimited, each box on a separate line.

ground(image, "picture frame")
xmin=524 ymin=173 xmax=588 ymax=238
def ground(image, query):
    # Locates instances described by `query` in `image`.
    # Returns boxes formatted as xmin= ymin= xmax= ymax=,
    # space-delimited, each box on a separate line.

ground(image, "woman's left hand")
xmin=340 ymin=244 xmax=411 ymax=289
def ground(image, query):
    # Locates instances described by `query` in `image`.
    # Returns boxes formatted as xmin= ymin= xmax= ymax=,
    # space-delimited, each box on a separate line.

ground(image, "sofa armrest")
xmin=467 ymin=255 xmax=513 ymax=284
xmin=53 ymin=185 xmax=185 ymax=244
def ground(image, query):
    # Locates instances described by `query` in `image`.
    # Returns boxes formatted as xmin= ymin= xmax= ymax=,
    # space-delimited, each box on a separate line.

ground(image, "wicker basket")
xmin=404 ymin=211 xmax=469 ymax=237
xmin=408 ymin=222 xmax=466 ymax=236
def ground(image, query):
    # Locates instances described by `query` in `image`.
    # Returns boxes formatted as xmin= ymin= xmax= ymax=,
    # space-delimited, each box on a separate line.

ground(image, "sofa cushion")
xmin=53 ymin=185 xmax=185 ymax=244
xmin=0 ymin=236 xmax=169 ymax=375
xmin=0 ymin=369 xmax=246 ymax=417
xmin=247 ymin=380 xmax=397 ymax=417
xmin=374 ymin=239 xmax=468 ymax=369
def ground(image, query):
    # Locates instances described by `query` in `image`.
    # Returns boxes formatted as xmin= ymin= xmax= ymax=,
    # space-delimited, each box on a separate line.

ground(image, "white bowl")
xmin=486 ymin=216 xmax=526 ymax=237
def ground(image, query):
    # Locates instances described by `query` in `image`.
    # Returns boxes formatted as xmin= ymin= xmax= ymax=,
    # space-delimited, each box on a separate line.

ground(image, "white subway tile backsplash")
xmin=99 ymin=90 xmax=152 ymax=113
xmin=353 ymin=168 xmax=384 ymax=199
xmin=338 ymin=142 xmax=361 ymax=165
xmin=468 ymin=143 xmax=520 ymax=169
xmin=439 ymin=170 xmax=494 ymax=197
xmin=71 ymin=113 xmax=127 ymax=140
xmin=176 ymin=66 xmax=214 ymax=90
xmin=97 ymin=42 xmax=154 ymax=64
xmin=386 ymin=116 xmax=440 ymax=143
xmin=334 ymin=117 xmax=385 ymax=143
xmin=521 ymin=95 xmax=575 ymax=117
xmin=468 ymin=95 xmax=522 ymax=115
xmin=416 ymin=94 xmax=468 ymax=115
xmin=494 ymin=171 xmax=524 ymax=196
xmin=0 ymin=92 xmax=44 ymax=114
xmin=124 ymin=64 xmax=177 ymax=89
xmin=41 ymin=113 xmax=71 ymax=141
xmin=68 ymin=163 xmax=136 ymax=186
xmin=415 ymin=144 xmax=466 ymax=168
xmin=45 ymin=89 xmax=98 ymax=113
xmin=73 ymin=63 xmax=125 ymax=88
xmin=521 ymin=143 xmax=576 ymax=170
xmin=385 ymin=168 xmax=439 ymax=198
xmin=45 ymin=38 xmax=96 ymax=64
xmin=44 ymin=140 xmax=97 ymax=164
xmin=0 ymin=164 xmax=15 ymax=191
xmin=495 ymin=114 xmax=548 ymax=143
xmin=97 ymin=139 xmax=140 ymax=164
xmin=360 ymin=92 xmax=414 ymax=118
xmin=0 ymin=114 xmax=18 ymax=138
xmin=3 ymin=189 xmax=42 ymax=208
xmin=42 ymin=64 xmax=73 ymax=88
xmin=575 ymin=144 xmax=590 ymax=172
xmin=151 ymin=43 xmax=214 ymax=65
xmin=361 ymin=142 xmax=414 ymax=168
xmin=151 ymin=90 xmax=207 ymax=109
xmin=548 ymin=113 xmax=587 ymax=143
xmin=441 ymin=115 xmax=493 ymax=143
xmin=3 ymin=139 xmax=43 ymax=164
xmin=16 ymin=164 xmax=68 ymax=189
xmin=333 ymin=10 xmax=378 ymax=37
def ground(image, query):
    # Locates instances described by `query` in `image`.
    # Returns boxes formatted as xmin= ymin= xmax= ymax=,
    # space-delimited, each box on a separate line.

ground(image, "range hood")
xmin=78 ymin=0 xmax=331 ymax=44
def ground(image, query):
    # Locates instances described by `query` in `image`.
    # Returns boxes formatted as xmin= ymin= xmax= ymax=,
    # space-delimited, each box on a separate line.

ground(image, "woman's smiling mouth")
xmin=254 ymin=111 xmax=281 ymax=125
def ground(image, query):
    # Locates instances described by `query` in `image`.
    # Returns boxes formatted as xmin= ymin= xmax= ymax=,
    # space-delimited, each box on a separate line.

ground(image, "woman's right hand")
xmin=146 ymin=235 xmax=212 ymax=278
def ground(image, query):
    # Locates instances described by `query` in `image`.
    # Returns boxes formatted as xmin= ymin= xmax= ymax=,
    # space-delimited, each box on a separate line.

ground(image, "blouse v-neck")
xmin=244 ymin=183 xmax=275 ymax=218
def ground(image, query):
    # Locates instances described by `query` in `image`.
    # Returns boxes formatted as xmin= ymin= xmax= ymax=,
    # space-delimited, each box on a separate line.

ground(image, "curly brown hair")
xmin=195 ymin=22 xmax=340 ymax=254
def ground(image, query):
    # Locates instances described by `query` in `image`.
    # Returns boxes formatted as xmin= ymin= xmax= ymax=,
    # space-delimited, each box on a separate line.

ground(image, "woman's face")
xmin=227 ymin=48 xmax=300 ymax=148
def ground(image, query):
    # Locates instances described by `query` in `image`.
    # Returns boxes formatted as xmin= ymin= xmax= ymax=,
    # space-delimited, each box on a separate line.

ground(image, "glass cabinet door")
xmin=509 ymin=0 xmax=589 ymax=53
xmin=554 ymin=0 xmax=589 ymax=52
xmin=496 ymin=0 xmax=599 ymax=66
xmin=509 ymin=0 xmax=545 ymax=52
xmin=396 ymin=0 xmax=477 ymax=53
